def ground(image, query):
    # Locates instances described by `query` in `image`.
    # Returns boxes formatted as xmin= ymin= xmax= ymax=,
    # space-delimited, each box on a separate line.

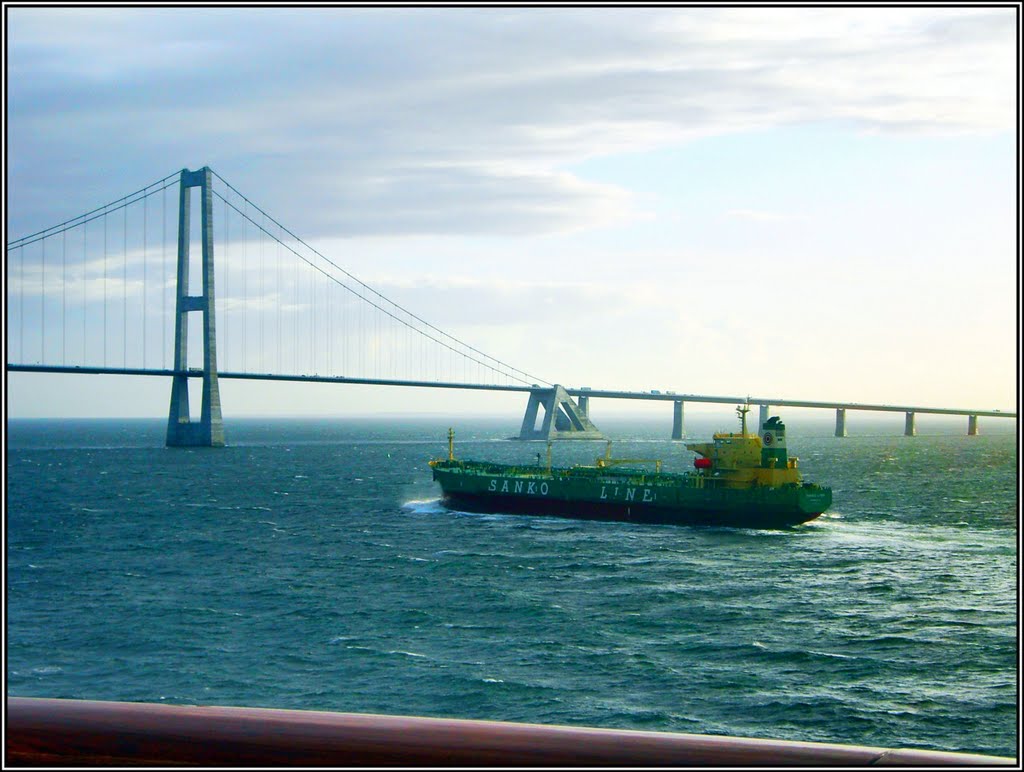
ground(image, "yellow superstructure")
xmin=686 ymin=406 xmax=801 ymax=489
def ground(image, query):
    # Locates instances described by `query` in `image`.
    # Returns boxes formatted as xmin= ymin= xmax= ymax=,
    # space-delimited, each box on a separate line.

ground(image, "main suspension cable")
xmin=209 ymin=169 xmax=549 ymax=387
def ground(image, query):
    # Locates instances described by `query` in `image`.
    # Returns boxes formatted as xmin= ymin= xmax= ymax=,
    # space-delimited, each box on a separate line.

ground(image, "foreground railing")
xmin=5 ymin=698 xmax=1014 ymax=766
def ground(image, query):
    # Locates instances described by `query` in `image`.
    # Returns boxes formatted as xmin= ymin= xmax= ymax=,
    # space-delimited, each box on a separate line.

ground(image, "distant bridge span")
xmin=7 ymin=167 xmax=1014 ymax=444
xmin=8 ymin=364 xmax=1015 ymax=439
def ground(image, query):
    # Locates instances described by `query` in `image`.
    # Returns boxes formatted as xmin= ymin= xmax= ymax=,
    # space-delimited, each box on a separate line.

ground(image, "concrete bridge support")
xmin=968 ymin=415 xmax=979 ymax=436
xmin=578 ymin=394 xmax=589 ymax=417
xmin=671 ymin=400 xmax=685 ymax=440
xmin=166 ymin=167 xmax=225 ymax=448
xmin=835 ymin=408 xmax=847 ymax=438
xmin=518 ymin=385 xmax=605 ymax=440
xmin=758 ymin=404 xmax=770 ymax=429
xmin=904 ymin=411 xmax=916 ymax=437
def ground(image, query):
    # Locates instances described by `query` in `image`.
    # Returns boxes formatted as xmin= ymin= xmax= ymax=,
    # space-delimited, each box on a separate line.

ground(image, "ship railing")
xmin=445 ymin=462 xmax=732 ymax=490
xmin=6 ymin=698 xmax=1014 ymax=767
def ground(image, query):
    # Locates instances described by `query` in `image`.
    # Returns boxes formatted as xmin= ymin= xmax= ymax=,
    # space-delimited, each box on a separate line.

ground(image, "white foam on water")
xmin=402 ymin=499 xmax=447 ymax=515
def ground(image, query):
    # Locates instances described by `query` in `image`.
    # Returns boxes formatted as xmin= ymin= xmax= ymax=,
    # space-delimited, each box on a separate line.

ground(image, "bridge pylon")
xmin=517 ymin=385 xmax=605 ymax=441
xmin=166 ymin=167 xmax=225 ymax=447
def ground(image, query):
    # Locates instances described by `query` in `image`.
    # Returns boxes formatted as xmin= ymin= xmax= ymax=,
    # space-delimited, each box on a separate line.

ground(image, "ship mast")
xmin=736 ymin=404 xmax=750 ymax=437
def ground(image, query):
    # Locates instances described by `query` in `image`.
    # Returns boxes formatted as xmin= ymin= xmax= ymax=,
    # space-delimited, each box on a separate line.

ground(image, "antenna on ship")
xmin=447 ymin=428 xmax=455 ymax=461
xmin=736 ymin=404 xmax=750 ymax=437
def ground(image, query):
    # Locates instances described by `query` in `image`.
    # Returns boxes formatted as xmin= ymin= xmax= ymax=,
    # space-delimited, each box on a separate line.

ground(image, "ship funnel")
xmin=760 ymin=416 xmax=788 ymax=469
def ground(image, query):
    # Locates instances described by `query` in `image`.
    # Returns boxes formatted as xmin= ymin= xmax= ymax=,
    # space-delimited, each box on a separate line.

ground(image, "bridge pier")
xmin=672 ymin=400 xmax=685 ymax=440
xmin=968 ymin=415 xmax=979 ymax=436
xmin=518 ymin=385 xmax=604 ymax=440
xmin=578 ymin=394 xmax=589 ymax=417
xmin=758 ymin=404 xmax=770 ymax=429
xmin=835 ymin=408 xmax=847 ymax=438
xmin=166 ymin=167 xmax=225 ymax=448
xmin=904 ymin=411 xmax=916 ymax=437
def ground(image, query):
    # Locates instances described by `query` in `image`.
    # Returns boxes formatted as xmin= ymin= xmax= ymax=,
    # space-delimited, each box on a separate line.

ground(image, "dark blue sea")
xmin=6 ymin=415 xmax=1019 ymax=758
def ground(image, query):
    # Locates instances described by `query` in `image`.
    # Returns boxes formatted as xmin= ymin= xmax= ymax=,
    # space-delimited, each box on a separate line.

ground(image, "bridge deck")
xmin=7 ymin=364 xmax=1015 ymax=419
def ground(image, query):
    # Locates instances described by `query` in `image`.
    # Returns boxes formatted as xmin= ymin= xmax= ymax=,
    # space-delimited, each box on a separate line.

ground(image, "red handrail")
xmin=5 ymin=697 xmax=1014 ymax=767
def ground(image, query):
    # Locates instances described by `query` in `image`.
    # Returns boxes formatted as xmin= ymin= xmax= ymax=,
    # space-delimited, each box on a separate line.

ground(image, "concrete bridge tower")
xmin=166 ymin=167 xmax=225 ymax=447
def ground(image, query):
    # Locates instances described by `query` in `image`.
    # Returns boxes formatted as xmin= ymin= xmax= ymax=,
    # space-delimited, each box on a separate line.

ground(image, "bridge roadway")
xmin=8 ymin=364 xmax=1015 ymax=421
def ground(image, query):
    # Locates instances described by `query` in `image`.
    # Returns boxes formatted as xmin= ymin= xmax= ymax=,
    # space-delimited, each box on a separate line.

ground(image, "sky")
xmin=4 ymin=5 xmax=1019 ymax=427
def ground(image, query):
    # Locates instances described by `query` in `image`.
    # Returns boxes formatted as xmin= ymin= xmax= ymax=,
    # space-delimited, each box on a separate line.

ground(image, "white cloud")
xmin=723 ymin=209 xmax=801 ymax=224
xmin=6 ymin=7 xmax=1017 ymax=416
xmin=7 ymin=7 xmax=1015 ymax=240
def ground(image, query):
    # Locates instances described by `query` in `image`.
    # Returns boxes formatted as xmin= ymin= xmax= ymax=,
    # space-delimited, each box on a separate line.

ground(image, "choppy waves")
xmin=6 ymin=419 xmax=1018 ymax=758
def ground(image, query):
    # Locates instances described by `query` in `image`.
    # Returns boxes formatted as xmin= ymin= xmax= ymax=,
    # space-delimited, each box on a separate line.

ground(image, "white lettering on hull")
xmin=480 ymin=476 xmax=654 ymax=504
xmin=486 ymin=478 xmax=551 ymax=497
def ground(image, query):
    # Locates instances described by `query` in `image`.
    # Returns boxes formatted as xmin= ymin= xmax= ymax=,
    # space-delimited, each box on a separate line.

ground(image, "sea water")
xmin=6 ymin=415 xmax=1018 ymax=757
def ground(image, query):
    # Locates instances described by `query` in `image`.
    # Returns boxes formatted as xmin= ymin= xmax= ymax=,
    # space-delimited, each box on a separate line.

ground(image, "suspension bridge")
xmin=6 ymin=167 xmax=1015 ymax=446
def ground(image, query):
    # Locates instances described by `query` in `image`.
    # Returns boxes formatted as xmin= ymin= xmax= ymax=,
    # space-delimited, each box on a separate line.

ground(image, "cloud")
xmin=354 ymin=274 xmax=625 ymax=329
xmin=7 ymin=6 xmax=1014 ymax=243
xmin=723 ymin=209 xmax=802 ymax=224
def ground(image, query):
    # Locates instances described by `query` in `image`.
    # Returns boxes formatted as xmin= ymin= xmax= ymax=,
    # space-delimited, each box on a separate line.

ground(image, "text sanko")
xmin=488 ymin=479 xmax=549 ymax=495
xmin=486 ymin=478 xmax=656 ymax=502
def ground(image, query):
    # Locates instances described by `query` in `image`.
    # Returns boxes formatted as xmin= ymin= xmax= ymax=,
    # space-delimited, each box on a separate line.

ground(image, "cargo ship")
xmin=429 ymin=406 xmax=831 ymax=528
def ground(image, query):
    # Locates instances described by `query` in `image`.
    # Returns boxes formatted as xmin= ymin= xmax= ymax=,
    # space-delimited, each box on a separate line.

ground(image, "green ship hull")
xmin=431 ymin=460 xmax=832 ymax=529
